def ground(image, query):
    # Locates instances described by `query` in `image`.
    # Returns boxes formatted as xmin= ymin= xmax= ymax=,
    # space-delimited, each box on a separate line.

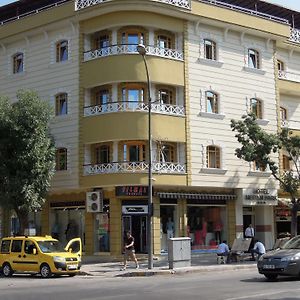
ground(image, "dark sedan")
xmin=258 ymin=235 xmax=300 ymax=280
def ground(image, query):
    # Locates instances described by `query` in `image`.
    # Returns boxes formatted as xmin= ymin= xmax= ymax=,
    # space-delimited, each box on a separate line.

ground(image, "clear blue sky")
xmin=0 ymin=0 xmax=299 ymax=11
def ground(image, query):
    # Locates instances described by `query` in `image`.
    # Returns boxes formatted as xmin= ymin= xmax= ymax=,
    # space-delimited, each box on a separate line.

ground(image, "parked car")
xmin=257 ymin=235 xmax=300 ymax=280
xmin=0 ymin=235 xmax=82 ymax=278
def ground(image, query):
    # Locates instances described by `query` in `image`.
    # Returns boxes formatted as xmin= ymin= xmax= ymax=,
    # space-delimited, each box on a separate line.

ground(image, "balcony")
xmin=83 ymin=161 xmax=186 ymax=175
xmin=289 ymin=28 xmax=300 ymax=44
xmin=281 ymin=120 xmax=300 ymax=131
xmin=84 ymin=44 xmax=183 ymax=62
xmin=75 ymin=0 xmax=191 ymax=11
xmin=84 ymin=101 xmax=185 ymax=117
xmin=278 ymin=70 xmax=300 ymax=83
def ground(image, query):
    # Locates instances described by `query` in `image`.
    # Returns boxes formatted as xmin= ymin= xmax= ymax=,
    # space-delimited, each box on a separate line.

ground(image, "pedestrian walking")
xmin=121 ymin=231 xmax=139 ymax=270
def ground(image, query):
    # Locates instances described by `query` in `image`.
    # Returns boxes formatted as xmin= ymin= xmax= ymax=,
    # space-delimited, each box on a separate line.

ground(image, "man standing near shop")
xmin=245 ymin=224 xmax=255 ymax=255
xmin=121 ymin=231 xmax=139 ymax=270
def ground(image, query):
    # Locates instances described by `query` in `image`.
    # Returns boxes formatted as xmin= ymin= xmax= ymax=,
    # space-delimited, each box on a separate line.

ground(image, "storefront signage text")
xmin=122 ymin=205 xmax=148 ymax=215
xmin=116 ymin=186 xmax=148 ymax=197
xmin=243 ymin=189 xmax=278 ymax=206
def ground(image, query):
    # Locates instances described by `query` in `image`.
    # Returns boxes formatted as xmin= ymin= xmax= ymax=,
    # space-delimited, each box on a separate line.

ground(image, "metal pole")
xmin=141 ymin=54 xmax=153 ymax=270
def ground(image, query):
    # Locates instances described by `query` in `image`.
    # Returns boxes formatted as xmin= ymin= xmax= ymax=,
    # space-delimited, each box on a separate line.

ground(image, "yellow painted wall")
xmin=85 ymin=212 xmax=94 ymax=255
xmin=110 ymin=197 xmax=122 ymax=256
xmin=278 ymin=80 xmax=300 ymax=96
xmin=81 ymin=55 xmax=184 ymax=88
xmin=82 ymin=113 xmax=186 ymax=144
xmin=227 ymin=200 xmax=236 ymax=246
xmin=153 ymin=196 xmax=161 ymax=255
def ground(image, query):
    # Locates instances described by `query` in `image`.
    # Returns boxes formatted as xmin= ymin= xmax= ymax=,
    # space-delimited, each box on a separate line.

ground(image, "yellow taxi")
xmin=0 ymin=235 xmax=82 ymax=278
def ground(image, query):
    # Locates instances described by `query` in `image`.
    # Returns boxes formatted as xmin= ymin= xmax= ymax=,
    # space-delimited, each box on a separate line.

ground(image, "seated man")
xmin=251 ymin=239 xmax=266 ymax=261
xmin=217 ymin=240 xmax=230 ymax=263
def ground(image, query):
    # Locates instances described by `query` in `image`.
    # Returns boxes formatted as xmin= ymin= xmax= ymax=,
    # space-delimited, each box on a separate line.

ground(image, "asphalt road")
xmin=1 ymin=269 xmax=300 ymax=300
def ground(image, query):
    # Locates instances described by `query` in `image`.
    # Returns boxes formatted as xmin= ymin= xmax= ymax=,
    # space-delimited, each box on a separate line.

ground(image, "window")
xmin=11 ymin=240 xmax=22 ymax=253
xmin=56 ymin=40 xmax=68 ymax=62
xmin=206 ymin=91 xmax=218 ymax=113
xmin=93 ymin=32 xmax=110 ymax=50
xmin=158 ymin=88 xmax=175 ymax=105
xmin=123 ymin=143 xmax=146 ymax=162
xmin=95 ymin=144 xmax=110 ymax=164
xmin=13 ymin=53 xmax=24 ymax=74
xmin=55 ymin=93 xmax=68 ymax=116
xmin=206 ymin=146 xmax=220 ymax=169
xmin=157 ymin=34 xmax=172 ymax=49
xmin=280 ymin=107 xmax=287 ymax=122
xmin=56 ymin=148 xmax=67 ymax=171
xmin=158 ymin=143 xmax=175 ymax=163
xmin=282 ymin=154 xmax=290 ymax=171
xmin=250 ymin=98 xmax=262 ymax=119
xmin=94 ymin=88 xmax=110 ymax=106
xmin=248 ymin=49 xmax=259 ymax=69
xmin=204 ymin=40 xmax=216 ymax=60
xmin=277 ymin=60 xmax=284 ymax=72
xmin=121 ymin=84 xmax=145 ymax=109
xmin=24 ymin=241 xmax=37 ymax=255
xmin=1 ymin=240 xmax=11 ymax=253
xmin=252 ymin=161 xmax=266 ymax=172
xmin=121 ymin=28 xmax=145 ymax=52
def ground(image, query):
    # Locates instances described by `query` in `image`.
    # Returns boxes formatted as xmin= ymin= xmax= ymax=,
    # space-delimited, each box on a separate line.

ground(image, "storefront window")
xmin=95 ymin=204 xmax=110 ymax=252
xmin=160 ymin=205 xmax=177 ymax=253
xmin=187 ymin=206 xmax=226 ymax=250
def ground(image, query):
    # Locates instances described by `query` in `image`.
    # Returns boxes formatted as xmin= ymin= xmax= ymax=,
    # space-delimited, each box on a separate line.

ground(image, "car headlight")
xmin=53 ymin=256 xmax=66 ymax=263
xmin=281 ymin=256 xmax=300 ymax=262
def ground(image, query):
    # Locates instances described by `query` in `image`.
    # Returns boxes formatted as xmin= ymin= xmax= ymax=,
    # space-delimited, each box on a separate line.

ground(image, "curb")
xmin=80 ymin=263 xmax=257 ymax=278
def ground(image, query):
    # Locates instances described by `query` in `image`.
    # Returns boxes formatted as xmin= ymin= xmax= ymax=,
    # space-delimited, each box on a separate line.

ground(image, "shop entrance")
xmin=122 ymin=215 xmax=147 ymax=253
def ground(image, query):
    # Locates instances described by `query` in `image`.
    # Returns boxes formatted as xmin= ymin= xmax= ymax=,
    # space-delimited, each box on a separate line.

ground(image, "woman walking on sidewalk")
xmin=121 ymin=231 xmax=139 ymax=270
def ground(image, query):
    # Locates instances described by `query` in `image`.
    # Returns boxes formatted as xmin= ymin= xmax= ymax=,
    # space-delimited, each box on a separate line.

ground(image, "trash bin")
xmin=168 ymin=237 xmax=191 ymax=269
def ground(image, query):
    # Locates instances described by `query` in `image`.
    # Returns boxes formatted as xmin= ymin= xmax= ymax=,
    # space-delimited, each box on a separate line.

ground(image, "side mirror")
xmin=33 ymin=248 xmax=37 ymax=255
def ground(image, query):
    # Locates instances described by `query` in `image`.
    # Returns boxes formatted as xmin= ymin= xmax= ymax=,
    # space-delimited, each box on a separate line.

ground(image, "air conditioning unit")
xmin=86 ymin=191 xmax=103 ymax=213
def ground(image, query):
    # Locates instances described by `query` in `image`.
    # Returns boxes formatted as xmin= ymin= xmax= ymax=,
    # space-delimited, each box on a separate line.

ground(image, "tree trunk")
xmin=15 ymin=207 xmax=29 ymax=235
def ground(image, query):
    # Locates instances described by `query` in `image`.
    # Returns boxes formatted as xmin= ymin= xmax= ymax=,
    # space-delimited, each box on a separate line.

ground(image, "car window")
xmin=283 ymin=236 xmax=300 ymax=249
xmin=1 ymin=240 xmax=11 ymax=253
xmin=37 ymin=240 xmax=66 ymax=253
xmin=11 ymin=240 xmax=23 ymax=252
xmin=24 ymin=240 xmax=37 ymax=254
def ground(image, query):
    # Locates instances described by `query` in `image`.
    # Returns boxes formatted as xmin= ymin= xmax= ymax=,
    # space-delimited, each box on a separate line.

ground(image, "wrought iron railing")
xmin=84 ymin=101 xmax=185 ymax=117
xmin=75 ymin=0 xmax=191 ymax=11
xmin=83 ymin=44 xmax=183 ymax=61
xmin=83 ymin=161 xmax=186 ymax=175
xmin=289 ymin=28 xmax=300 ymax=44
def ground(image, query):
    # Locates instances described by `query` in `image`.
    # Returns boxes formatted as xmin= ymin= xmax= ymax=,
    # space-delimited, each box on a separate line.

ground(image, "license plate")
xmin=263 ymin=265 xmax=275 ymax=269
xmin=68 ymin=264 xmax=77 ymax=270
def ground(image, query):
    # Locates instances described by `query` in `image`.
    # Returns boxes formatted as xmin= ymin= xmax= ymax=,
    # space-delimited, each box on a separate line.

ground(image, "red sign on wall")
xmin=115 ymin=186 xmax=148 ymax=197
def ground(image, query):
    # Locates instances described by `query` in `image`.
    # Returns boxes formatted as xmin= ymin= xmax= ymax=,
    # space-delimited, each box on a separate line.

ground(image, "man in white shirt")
xmin=245 ymin=224 xmax=255 ymax=252
xmin=251 ymin=240 xmax=266 ymax=260
xmin=217 ymin=240 xmax=230 ymax=263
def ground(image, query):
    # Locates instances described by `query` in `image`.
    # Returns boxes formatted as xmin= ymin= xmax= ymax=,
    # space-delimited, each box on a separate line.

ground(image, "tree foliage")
xmin=0 ymin=90 xmax=55 ymax=234
xmin=231 ymin=113 xmax=300 ymax=236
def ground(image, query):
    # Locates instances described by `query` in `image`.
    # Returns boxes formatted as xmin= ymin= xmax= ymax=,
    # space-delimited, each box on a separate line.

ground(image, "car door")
xmin=65 ymin=238 xmax=82 ymax=259
xmin=9 ymin=239 xmax=24 ymax=272
xmin=19 ymin=239 xmax=40 ymax=273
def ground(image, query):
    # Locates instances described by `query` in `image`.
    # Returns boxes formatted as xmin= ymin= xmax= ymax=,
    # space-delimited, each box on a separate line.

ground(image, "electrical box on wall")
xmin=86 ymin=191 xmax=103 ymax=213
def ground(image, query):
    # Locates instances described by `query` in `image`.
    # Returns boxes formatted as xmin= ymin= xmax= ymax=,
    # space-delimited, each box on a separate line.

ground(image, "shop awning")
xmin=156 ymin=192 xmax=236 ymax=201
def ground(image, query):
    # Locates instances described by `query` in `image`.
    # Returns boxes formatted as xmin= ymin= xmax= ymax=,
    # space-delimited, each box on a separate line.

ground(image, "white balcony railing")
xmin=75 ymin=0 xmax=191 ymax=11
xmin=83 ymin=44 xmax=183 ymax=62
xmin=84 ymin=161 xmax=186 ymax=175
xmin=84 ymin=101 xmax=185 ymax=117
xmin=290 ymin=28 xmax=300 ymax=44
xmin=278 ymin=70 xmax=300 ymax=84
xmin=281 ymin=119 xmax=300 ymax=131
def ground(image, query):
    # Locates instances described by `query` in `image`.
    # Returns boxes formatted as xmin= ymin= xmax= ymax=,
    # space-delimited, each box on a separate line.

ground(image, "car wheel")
xmin=264 ymin=274 xmax=278 ymax=280
xmin=40 ymin=264 xmax=52 ymax=278
xmin=2 ymin=263 xmax=13 ymax=277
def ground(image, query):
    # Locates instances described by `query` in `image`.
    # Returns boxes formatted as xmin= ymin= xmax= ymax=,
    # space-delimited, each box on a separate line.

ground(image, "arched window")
xmin=13 ymin=53 xmax=24 ymax=74
xmin=55 ymin=93 xmax=68 ymax=116
xmin=93 ymin=31 xmax=110 ymax=50
xmin=277 ymin=60 xmax=284 ymax=72
xmin=120 ymin=27 xmax=145 ymax=52
xmin=156 ymin=33 xmax=173 ymax=49
xmin=250 ymin=98 xmax=262 ymax=119
xmin=204 ymin=39 xmax=216 ymax=60
xmin=248 ymin=49 xmax=260 ymax=69
xmin=122 ymin=142 xmax=146 ymax=162
xmin=205 ymin=91 xmax=218 ymax=113
xmin=282 ymin=154 xmax=290 ymax=172
xmin=280 ymin=107 xmax=287 ymax=122
xmin=56 ymin=40 xmax=68 ymax=62
xmin=93 ymin=86 xmax=111 ymax=106
xmin=158 ymin=87 xmax=175 ymax=105
xmin=206 ymin=146 xmax=221 ymax=169
xmin=56 ymin=148 xmax=67 ymax=171
xmin=252 ymin=161 xmax=266 ymax=172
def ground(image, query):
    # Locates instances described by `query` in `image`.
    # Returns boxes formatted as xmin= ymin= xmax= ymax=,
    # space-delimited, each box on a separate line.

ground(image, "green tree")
xmin=231 ymin=113 xmax=300 ymax=236
xmin=0 ymin=90 xmax=55 ymax=234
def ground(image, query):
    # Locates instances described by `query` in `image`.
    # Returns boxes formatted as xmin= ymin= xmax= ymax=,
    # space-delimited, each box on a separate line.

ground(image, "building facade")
xmin=0 ymin=0 xmax=299 ymax=256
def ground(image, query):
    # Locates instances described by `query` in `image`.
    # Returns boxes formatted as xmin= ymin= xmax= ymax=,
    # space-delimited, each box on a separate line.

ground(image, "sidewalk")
xmin=80 ymin=253 xmax=258 ymax=278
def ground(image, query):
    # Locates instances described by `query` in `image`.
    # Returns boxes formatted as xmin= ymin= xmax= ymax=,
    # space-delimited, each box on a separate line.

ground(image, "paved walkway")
xmin=80 ymin=253 xmax=258 ymax=278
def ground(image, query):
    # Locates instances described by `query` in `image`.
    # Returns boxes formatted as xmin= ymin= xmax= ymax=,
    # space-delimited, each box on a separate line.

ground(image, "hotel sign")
xmin=122 ymin=205 xmax=148 ymax=215
xmin=243 ymin=189 xmax=278 ymax=206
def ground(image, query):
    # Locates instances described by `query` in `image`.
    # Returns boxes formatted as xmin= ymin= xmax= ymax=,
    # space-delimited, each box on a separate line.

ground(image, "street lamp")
xmin=137 ymin=43 xmax=153 ymax=270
